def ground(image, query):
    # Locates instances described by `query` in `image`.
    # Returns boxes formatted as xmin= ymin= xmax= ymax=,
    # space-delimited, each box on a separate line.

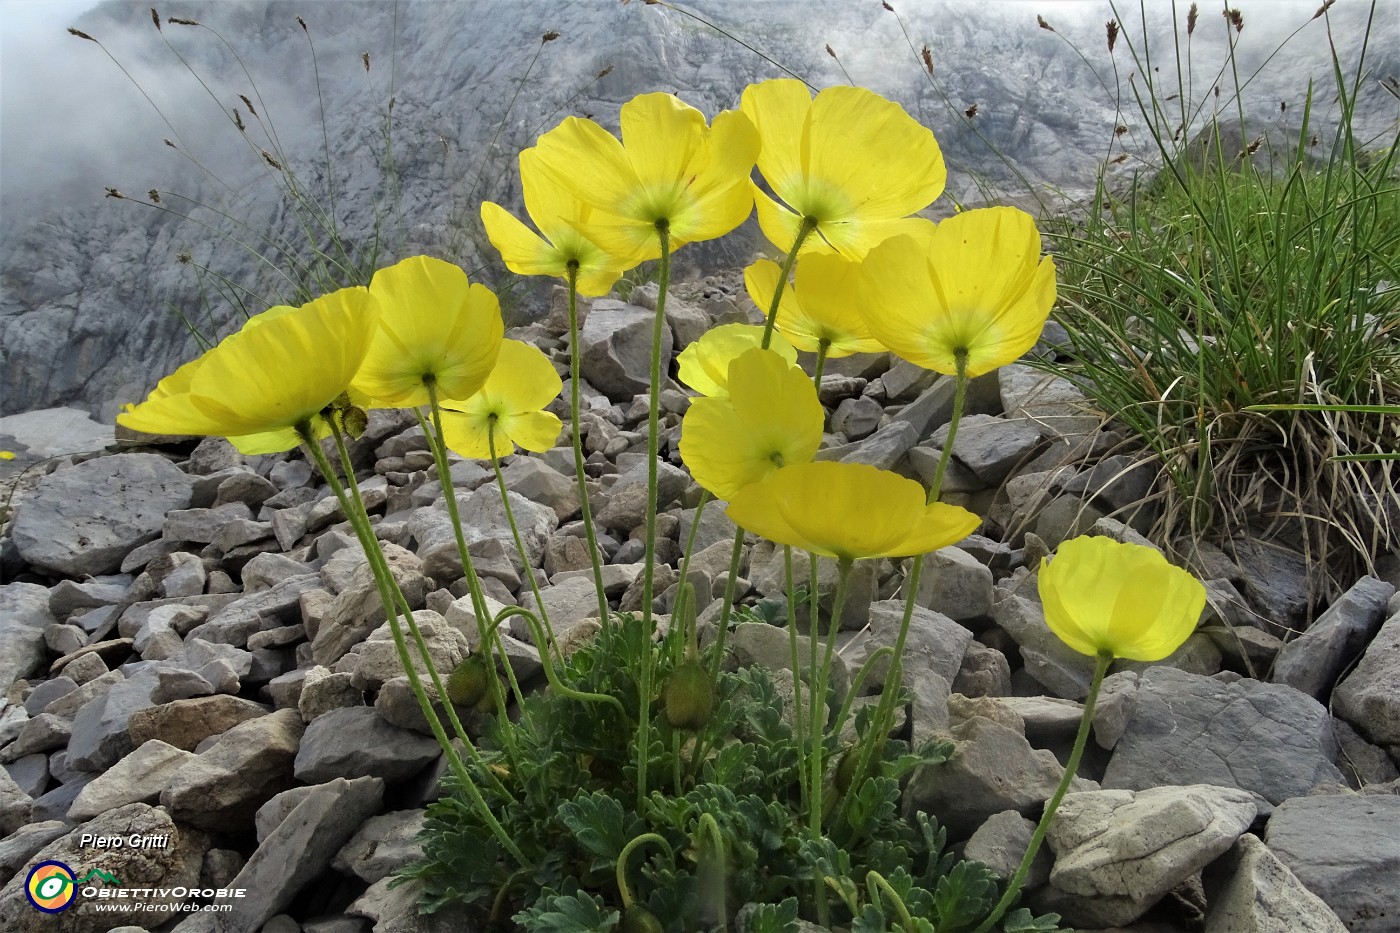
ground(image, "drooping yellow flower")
xmin=860 ymin=207 xmax=1056 ymax=378
xmin=354 ymin=256 xmax=503 ymax=408
xmin=727 ymin=461 xmax=980 ymax=561
xmin=679 ymin=348 xmax=823 ymax=499
xmin=744 ymin=255 xmax=883 ymax=358
xmin=676 ymin=324 xmax=798 ymax=398
xmin=117 ymin=288 xmax=378 ymax=454
xmin=740 ymin=79 xmax=945 ymax=258
xmin=1038 ymin=536 xmax=1206 ymax=661
xmin=530 ymin=92 xmax=760 ymax=266
xmin=439 ymin=339 xmax=563 ymax=459
xmin=480 ymin=148 xmax=629 ymax=297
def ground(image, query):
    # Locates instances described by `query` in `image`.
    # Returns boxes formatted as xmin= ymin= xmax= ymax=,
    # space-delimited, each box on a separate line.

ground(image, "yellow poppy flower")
xmin=740 ymin=79 xmax=945 ymax=258
xmin=676 ymin=324 xmax=798 ymax=398
xmin=1038 ymin=536 xmax=1206 ymax=661
xmin=860 ymin=207 xmax=1057 ymax=378
xmin=678 ymin=348 xmax=823 ymax=499
xmin=480 ymin=148 xmax=629 ymax=297
xmin=354 ymin=256 xmax=503 ymax=408
xmin=744 ymin=255 xmax=883 ymax=358
xmin=726 ymin=461 xmax=980 ymax=561
xmin=530 ymin=92 xmax=759 ymax=266
xmin=117 ymin=287 xmax=378 ymax=454
xmin=439 ymin=339 xmax=563 ymax=458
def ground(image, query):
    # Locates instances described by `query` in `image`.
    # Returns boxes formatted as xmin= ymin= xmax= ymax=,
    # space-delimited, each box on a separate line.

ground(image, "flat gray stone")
xmin=916 ymin=546 xmax=993 ymax=621
xmin=579 ymin=299 xmax=671 ymax=401
xmin=931 ymin=414 xmax=1045 ymax=485
xmin=332 ymin=808 xmax=424 ymax=883
xmin=1041 ymin=784 xmax=1257 ymax=927
xmin=1274 ymin=576 xmax=1394 ymax=699
xmin=68 ymin=739 xmax=197 ymax=820
xmin=66 ymin=666 xmax=163 ymax=771
xmin=1 ymin=582 xmax=53 ymax=695
xmin=1204 ymin=833 xmax=1348 ymax=933
xmin=294 ymin=706 xmax=442 ymax=784
xmin=1103 ymin=667 xmax=1344 ymax=808
xmin=1266 ymin=794 xmax=1400 ymax=933
xmin=11 ymin=453 xmax=195 ymax=577
xmin=1333 ymin=610 xmax=1400 ymax=747
xmin=161 ymin=708 xmax=305 ymax=831
xmin=170 ymin=777 xmax=384 ymax=933
xmin=0 ymin=820 xmax=67 ymax=885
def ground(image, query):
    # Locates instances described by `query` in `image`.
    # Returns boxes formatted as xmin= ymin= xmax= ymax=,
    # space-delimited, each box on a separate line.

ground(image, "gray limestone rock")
xmin=816 ymin=420 xmax=918 ymax=470
xmin=916 ymin=546 xmax=993 ymax=621
xmin=126 ymin=695 xmax=269 ymax=751
xmin=1273 ymin=576 xmax=1395 ymax=699
xmin=350 ymin=612 xmax=468 ymax=691
xmin=1 ymin=582 xmax=55 ymax=696
xmin=66 ymin=667 xmax=164 ymax=772
xmin=519 ymin=576 xmax=605 ymax=636
xmin=67 ymin=739 xmax=197 ymax=820
xmin=0 ymin=803 xmax=206 ymax=933
xmin=831 ymin=395 xmax=884 ymax=441
xmin=902 ymin=707 xmax=1095 ymax=838
xmin=1103 ymin=667 xmax=1344 ymax=807
xmin=332 ymin=808 xmax=425 ymax=883
xmin=499 ymin=456 xmax=579 ymax=520
xmin=294 ymin=706 xmax=442 ymax=784
xmin=1204 ymin=833 xmax=1348 ymax=933
xmin=579 ymin=299 xmax=671 ymax=401
xmin=346 ymin=876 xmax=477 ymax=933
xmin=1041 ymin=784 xmax=1257 ymax=927
xmin=857 ymin=599 xmax=974 ymax=692
xmin=174 ymin=777 xmax=384 ymax=933
xmin=11 ymin=454 xmax=195 ymax=577
xmin=161 ymin=707 xmax=306 ymax=831
xmin=187 ymin=573 xmax=321 ymax=648
xmin=1333 ymin=610 xmax=1400 ymax=748
xmin=0 ymin=767 xmax=31 ymax=835
xmin=991 ymin=591 xmax=1098 ymax=700
xmin=963 ymin=810 xmax=1050 ymax=886
xmin=931 ymin=414 xmax=1046 ymax=485
xmin=1266 ymin=793 xmax=1400 ymax=933
xmin=0 ymin=820 xmax=68 ymax=885
xmin=313 ymin=544 xmax=426 ymax=665
xmin=999 ymin=363 xmax=1088 ymax=418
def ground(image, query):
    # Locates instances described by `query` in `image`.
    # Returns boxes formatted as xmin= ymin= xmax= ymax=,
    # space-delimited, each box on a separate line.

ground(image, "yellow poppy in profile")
xmin=676 ymin=324 xmax=798 ymax=398
xmin=678 ymin=348 xmax=823 ymax=499
xmin=354 ymin=256 xmax=503 ymax=408
xmin=440 ymin=339 xmax=563 ymax=459
xmin=727 ymin=461 xmax=980 ymax=561
xmin=860 ymin=207 xmax=1056 ymax=378
xmin=1038 ymin=536 xmax=1205 ymax=662
xmin=530 ymin=92 xmax=759 ymax=266
xmin=118 ymin=288 xmax=378 ymax=454
xmin=744 ymin=255 xmax=883 ymax=358
xmin=480 ymin=148 xmax=629 ymax=297
xmin=740 ymin=79 xmax=945 ymax=258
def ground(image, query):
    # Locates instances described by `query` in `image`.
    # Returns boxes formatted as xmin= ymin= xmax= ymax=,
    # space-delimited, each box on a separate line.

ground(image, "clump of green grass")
xmin=1034 ymin=0 xmax=1400 ymax=603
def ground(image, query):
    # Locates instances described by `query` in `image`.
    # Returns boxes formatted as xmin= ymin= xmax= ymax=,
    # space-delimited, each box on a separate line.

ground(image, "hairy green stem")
xmin=494 ymin=606 xmax=627 ymax=718
xmin=564 ymin=262 xmax=612 ymax=624
xmin=975 ymin=651 xmax=1113 ymax=933
xmin=706 ymin=528 xmax=746 ymax=682
xmin=487 ymin=425 xmax=560 ymax=660
xmin=760 ymin=215 xmax=819 ymax=347
xmin=636 ymin=220 xmax=673 ymax=811
xmin=616 ymin=832 xmax=674 ymax=910
xmin=868 ymin=870 xmax=917 ymax=932
xmin=784 ymin=545 xmax=808 ymax=815
xmin=300 ymin=423 xmax=526 ymax=866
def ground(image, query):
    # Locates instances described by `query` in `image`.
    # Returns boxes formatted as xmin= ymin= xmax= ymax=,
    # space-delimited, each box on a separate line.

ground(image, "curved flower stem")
xmin=827 ymin=645 xmax=894 ymax=754
xmin=760 ymin=215 xmax=819 ymax=348
xmin=839 ymin=354 xmax=970 ymax=831
xmin=328 ymin=425 xmax=515 ymax=798
xmin=417 ymin=392 xmax=514 ymax=744
xmin=565 ymin=262 xmax=612 ymax=624
xmin=696 ymin=812 xmax=729 ymax=932
xmin=636 ymin=220 xmax=673 ymax=811
xmin=784 ymin=545 xmax=808 ymax=816
xmin=974 ymin=650 xmax=1113 ymax=933
xmin=868 ymin=871 xmax=917 ymax=932
xmin=487 ymin=426 xmax=560 ymax=663
xmin=494 ymin=606 xmax=628 ymax=719
xmin=300 ymin=425 xmax=526 ymax=867
xmin=616 ymin=832 xmax=675 ymax=910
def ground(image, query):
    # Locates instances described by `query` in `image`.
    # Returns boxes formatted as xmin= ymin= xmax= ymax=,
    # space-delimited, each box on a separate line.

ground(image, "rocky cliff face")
xmin=2 ymin=0 xmax=1394 ymax=416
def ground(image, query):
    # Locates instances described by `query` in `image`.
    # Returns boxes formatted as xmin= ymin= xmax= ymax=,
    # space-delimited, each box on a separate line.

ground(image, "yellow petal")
xmin=740 ymin=79 xmax=811 ymax=205
xmin=501 ymin=409 xmax=563 ymax=453
xmin=1038 ymin=536 xmax=1205 ymax=661
xmin=678 ymin=348 xmax=821 ymax=498
xmin=483 ymin=339 xmax=562 ymax=413
xmin=619 ymin=92 xmax=709 ymax=198
xmin=778 ymin=253 xmax=884 ymax=356
xmin=439 ymin=405 xmax=493 ymax=460
xmin=117 ymin=355 xmax=227 ymax=437
xmin=676 ymin=324 xmax=797 ymax=397
xmin=727 ymin=461 xmax=966 ymax=561
xmin=481 ymin=201 xmax=567 ymax=278
xmin=186 ymin=286 xmax=377 ymax=439
xmin=753 ymin=184 xmax=807 ymax=256
xmin=533 ymin=115 xmax=637 ymax=216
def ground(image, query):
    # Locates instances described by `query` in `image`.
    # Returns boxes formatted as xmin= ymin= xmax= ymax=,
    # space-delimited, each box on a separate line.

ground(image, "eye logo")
xmin=25 ymin=860 xmax=77 ymax=913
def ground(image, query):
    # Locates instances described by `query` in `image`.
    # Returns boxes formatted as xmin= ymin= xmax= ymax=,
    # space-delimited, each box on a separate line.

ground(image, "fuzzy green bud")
xmin=445 ymin=656 xmax=490 ymax=707
xmin=619 ymin=906 xmax=664 ymax=933
xmin=661 ymin=660 xmax=716 ymax=731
